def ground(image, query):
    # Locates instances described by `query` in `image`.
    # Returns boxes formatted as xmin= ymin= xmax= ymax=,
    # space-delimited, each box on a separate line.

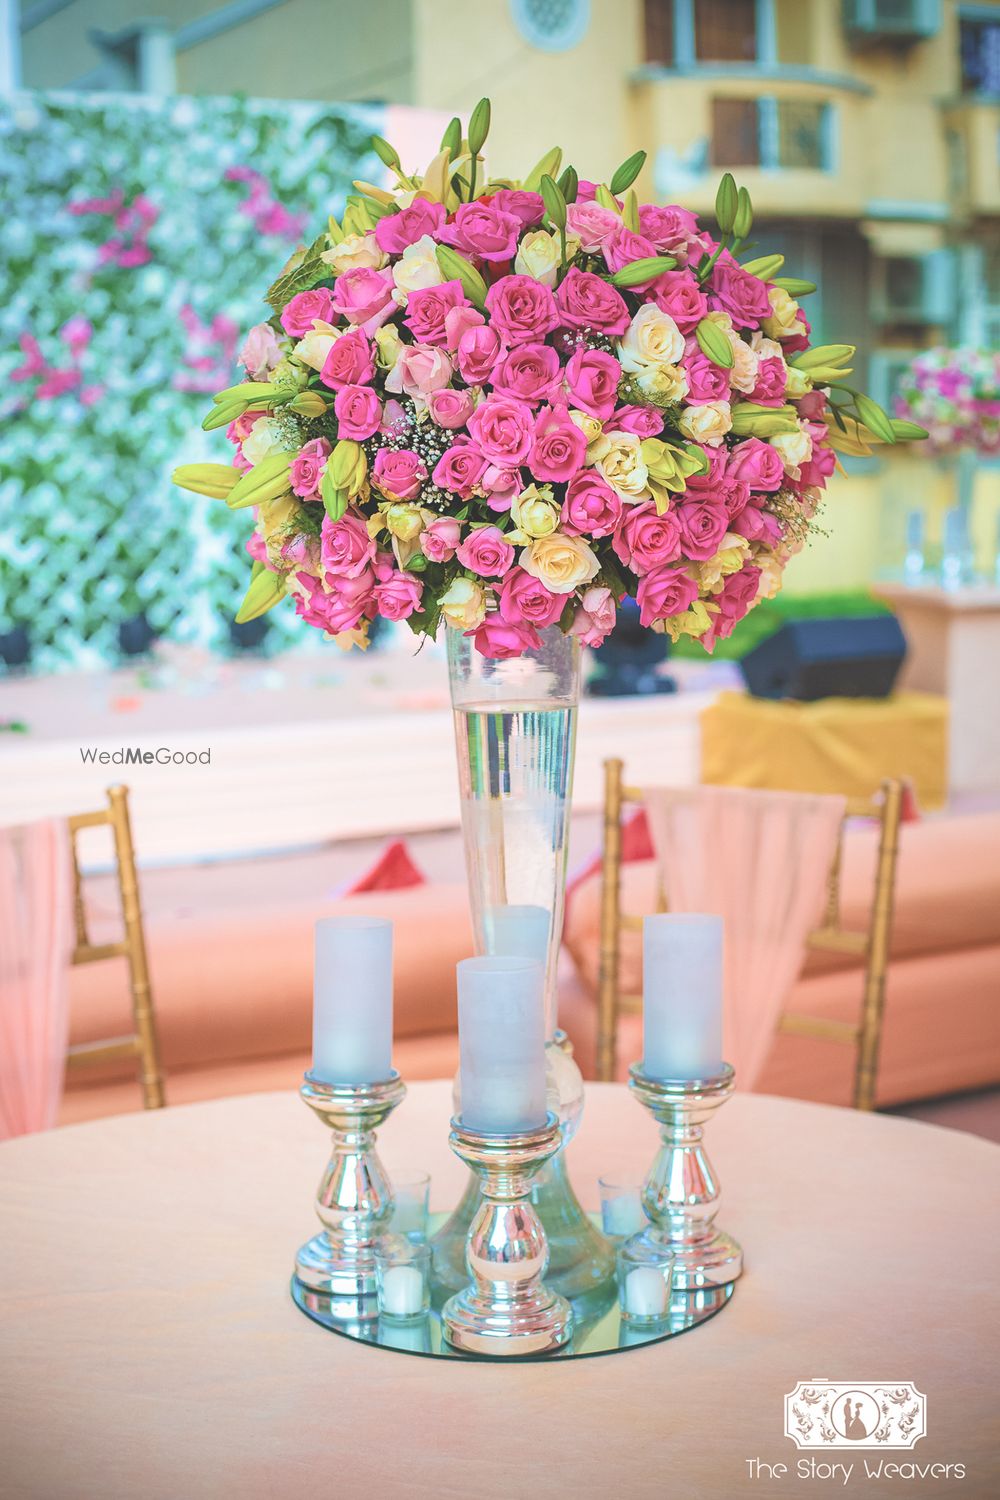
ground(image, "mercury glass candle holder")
xmin=628 ymin=1062 xmax=743 ymax=1291
xmin=375 ymin=1236 xmax=432 ymax=1321
xmin=293 ymin=1070 xmax=406 ymax=1313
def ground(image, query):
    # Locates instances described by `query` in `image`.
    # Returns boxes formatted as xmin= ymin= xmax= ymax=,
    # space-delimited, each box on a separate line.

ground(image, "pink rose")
xmin=427 ymin=386 xmax=475 ymax=429
xmin=320 ymin=330 xmax=375 ymax=389
xmin=380 ymin=398 xmax=409 ymax=438
xmin=562 ymin=470 xmax=623 ymax=538
xmin=613 ymin=403 xmax=665 ymax=438
xmin=730 ymin=499 xmax=782 ymax=545
xmin=708 ymin=259 xmax=772 ymax=330
xmin=420 ymin=517 xmax=461 ymax=562
xmin=441 ymin=201 xmax=521 ymax=262
xmin=295 ymin=568 xmax=376 ymax=633
xmin=374 ymin=567 xmax=423 ymax=622
xmin=652 ymin=271 xmax=708 ymax=333
xmin=638 ymin=203 xmax=700 ymax=252
xmin=797 ymin=390 xmax=828 ymax=421
xmin=749 ymin=355 xmax=788 ymax=407
xmin=485 ymin=275 xmax=560 ymax=345
xmin=603 ymin=226 xmax=659 ymax=288
xmin=456 ymin=323 xmax=504 ymax=384
xmin=334 ymin=383 xmax=382 ymax=441
xmin=565 ymin=348 xmax=622 ymax=420
xmin=490 ymin=189 xmax=545 ymax=229
xmin=684 ymin=352 xmax=731 ymax=404
xmin=404 ymin=280 xmax=468 ymax=346
xmin=493 ymin=342 xmax=562 ymax=407
xmin=798 ymin=436 xmax=836 ymax=489
xmin=330 ymin=267 xmax=394 ymax=328
xmin=675 ymin=500 xmax=729 ymax=560
xmin=374 ymin=197 xmax=446 ymax=255
xmin=321 ymin=510 xmax=376 ymax=578
xmin=280 ymin=288 xmax=337 ymax=338
xmin=444 ymin=304 xmax=485 ymax=351
xmin=374 ymin=447 xmax=427 ymax=501
xmin=556 ymin=268 xmax=630 ymax=336
xmin=498 ymin=566 xmax=565 ymax=629
xmin=565 ymin=202 xmax=620 ymax=252
xmin=456 ymin=524 xmax=515 ymax=578
xmin=467 ymin=393 xmax=535 ymax=466
xmin=704 ymin=561 xmax=763 ymax=646
xmin=727 ymin=437 xmax=785 ymax=493
xmin=280 ymin=532 xmax=318 ymax=569
xmin=290 ymin=436 xmax=331 ymax=499
xmin=636 ymin=565 xmax=699 ymax=628
xmin=471 ymin=616 xmax=542 ymax=660
xmin=686 ymin=443 xmax=729 ymax=493
xmin=433 ymin=441 xmax=488 ymax=498
xmin=613 ymin=502 xmax=683 ymax=574
xmin=387 ymin=343 xmax=453 ymax=401
xmin=239 ymin=322 xmax=283 ymax=378
xmin=482 ymin=463 xmax=522 ymax=511
xmin=529 ymin=404 xmax=588 ymax=483
xmin=569 ymin=585 xmax=616 ymax=647
xmin=246 ymin=532 xmax=269 ymax=566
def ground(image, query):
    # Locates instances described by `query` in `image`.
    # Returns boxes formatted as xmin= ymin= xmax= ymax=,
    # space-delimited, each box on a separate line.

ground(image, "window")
xmin=711 ymin=98 xmax=832 ymax=169
xmin=644 ymin=0 xmax=675 ymax=64
xmin=510 ymin=0 xmax=591 ymax=52
xmin=960 ymin=14 xmax=1000 ymax=95
xmin=695 ymin=0 xmax=758 ymax=61
xmin=775 ymin=100 xmax=828 ymax=170
xmin=711 ymin=99 xmax=760 ymax=166
xmin=643 ymin=0 xmax=765 ymax=66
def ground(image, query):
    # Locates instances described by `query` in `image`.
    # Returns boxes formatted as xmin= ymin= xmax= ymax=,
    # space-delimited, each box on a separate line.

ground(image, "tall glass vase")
xmin=430 ymin=623 xmax=615 ymax=1303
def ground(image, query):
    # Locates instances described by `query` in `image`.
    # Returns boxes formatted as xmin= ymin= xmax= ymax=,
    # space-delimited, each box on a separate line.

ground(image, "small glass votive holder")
xmin=599 ymin=1176 xmax=647 ymax=1239
xmin=616 ymin=1240 xmax=674 ymax=1326
xmin=375 ymin=1236 xmax=431 ymax=1322
xmin=388 ymin=1169 xmax=431 ymax=1242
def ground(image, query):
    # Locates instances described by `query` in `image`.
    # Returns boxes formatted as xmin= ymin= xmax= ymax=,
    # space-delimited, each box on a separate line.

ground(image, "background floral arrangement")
xmin=175 ymin=99 xmax=926 ymax=660
xmin=895 ymin=348 xmax=1000 ymax=456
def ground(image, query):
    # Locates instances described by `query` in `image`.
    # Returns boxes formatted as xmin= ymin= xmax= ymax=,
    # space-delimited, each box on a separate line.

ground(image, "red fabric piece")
xmin=340 ymin=839 xmax=427 ymax=896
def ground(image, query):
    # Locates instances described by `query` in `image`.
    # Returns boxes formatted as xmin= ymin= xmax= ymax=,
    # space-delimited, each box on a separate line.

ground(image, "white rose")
xmin=770 ymin=424 xmax=813 ymax=473
xmin=519 ymin=533 xmax=601 ymax=594
xmin=322 ymin=232 xmax=386 ymax=274
xmin=294 ymin=321 xmax=339 ymax=372
xmin=763 ymin=287 xmax=806 ymax=340
xmin=514 ymin=229 xmax=572 ymax=287
xmin=635 ymin=362 xmax=688 ymax=403
xmin=241 ymin=417 xmax=294 ymax=465
xmin=618 ymin=302 xmax=685 ymax=374
xmin=391 ymin=233 xmax=445 ymax=298
xmin=592 ymin=430 xmax=650 ymax=501
xmin=439 ymin=577 xmax=487 ymax=630
xmin=677 ymin=401 xmax=733 ymax=447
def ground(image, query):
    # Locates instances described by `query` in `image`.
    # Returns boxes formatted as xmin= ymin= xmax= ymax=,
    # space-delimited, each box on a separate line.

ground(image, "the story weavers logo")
xmin=785 ymin=1382 xmax=927 ymax=1449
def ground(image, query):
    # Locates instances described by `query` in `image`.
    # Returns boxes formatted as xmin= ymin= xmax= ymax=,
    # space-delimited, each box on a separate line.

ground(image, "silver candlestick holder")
xmin=442 ymin=1113 xmax=574 ymax=1357
xmin=628 ymin=1063 xmax=743 ymax=1291
xmin=293 ymin=1070 xmax=406 ymax=1314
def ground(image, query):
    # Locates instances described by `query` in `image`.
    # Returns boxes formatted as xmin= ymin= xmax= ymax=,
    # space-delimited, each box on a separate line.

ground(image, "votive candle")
xmin=642 ymin=913 xmax=723 ymax=1082
xmin=312 ymin=916 xmax=393 ymax=1085
xmin=457 ymin=956 xmax=547 ymax=1135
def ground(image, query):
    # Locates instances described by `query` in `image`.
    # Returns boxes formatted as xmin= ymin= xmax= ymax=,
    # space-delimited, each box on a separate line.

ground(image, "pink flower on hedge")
xmin=684 ymin=352 xmax=731 ymax=404
xmin=281 ymin=288 xmax=337 ymax=338
xmin=441 ymin=201 xmax=521 ymax=262
xmin=330 ymin=267 xmax=394 ymax=328
xmin=387 ymin=344 xmax=453 ymax=401
xmin=471 ymin=616 xmax=541 ymax=659
xmin=456 ymin=524 xmax=515 ymax=578
xmin=457 ymin=323 xmax=505 ymax=384
xmin=490 ymin=188 xmax=545 ymax=229
xmin=374 ymin=567 xmax=423 ymax=621
xmin=427 ymin=386 xmax=476 ymax=429
xmin=727 ymin=437 xmax=785 ymax=493
xmin=374 ymin=448 xmax=427 ymax=500
xmin=562 ymin=470 xmax=623 ymax=537
xmin=555 ymin=268 xmax=630 ymax=336
xmin=653 ymin=271 xmax=709 ymax=333
xmin=493 ymin=343 xmax=562 ymax=407
xmin=468 ymin=393 xmax=535 ymax=466
xmin=569 ymin=585 xmax=617 ymax=647
xmin=290 ymin=436 xmax=332 ymax=498
xmin=613 ymin=403 xmax=665 ymax=438
xmin=749 ymin=356 xmax=788 ymax=407
xmin=321 ymin=511 xmax=376 ymax=578
xmin=320 ymin=330 xmax=375 ymax=389
xmin=636 ymin=565 xmax=699 ymax=628
xmin=433 ymin=441 xmax=488 ymax=497
xmin=404 ymin=280 xmax=468 ymax=346
xmin=334 ymin=383 xmax=382 ymax=440
xmin=421 ymin=517 xmax=461 ymax=562
xmin=565 ymin=348 xmax=623 ymax=420
xmin=529 ymin=404 xmax=588 ymax=483
xmin=613 ymin=502 xmax=683 ymax=574
xmin=498 ymin=566 xmax=565 ymax=629
xmin=485 ymin=275 xmax=560 ymax=344
xmin=565 ymin=202 xmax=620 ymax=252
xmin=708 ymin=260 xmax=772 ymax=330
xmin=374 ymin=196 xmax=446 ymax=255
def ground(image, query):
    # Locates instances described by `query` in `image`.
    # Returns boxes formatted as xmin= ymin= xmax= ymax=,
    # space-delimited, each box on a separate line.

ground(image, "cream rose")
xmin=763 ymin=287 xmax=807 ymax=340
xmin=514 ymin=229 xmax=574 ymax=287
xmin=677 ymin=401 xmax=732 ymax=448
xmin=322 ymin=232 xmax=386 ymax=274
xmin=383 ymin=502 xmax=427 ymax=542
xmin=618 ymin=302 xmax=686 ymax=375
xmin=635 ymin=362 xmax=688 ymax=403
xmin=770 ymin=424 xmax=813 ymax=473
xmin=784 ymin=364 xmax=811 ymax=399
xmin=519 ymin=532 xmax=600 ymax=594
xmin=591 ymin=431 xmax=650 ymax=501
xmin=511 ymin=484 xmax=560 ymax=539
xmin=375 ymin=324 xmax=404 ymax=372
xmin=391 ymin=233 xmax=445 ymax=298
xmin=439 ymin=576 xmax=487 ymax=631
xmin=294 ymin=322 xmax=340 ymax=372
xmin=699 ymin=533 xmax=751 ymax=592
xmin=241 ymin=417 xmax=295 ymax=465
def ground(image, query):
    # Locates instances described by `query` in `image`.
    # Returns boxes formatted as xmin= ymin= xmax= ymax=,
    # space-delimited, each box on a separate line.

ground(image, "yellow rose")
xmin=439 ymin=577 xmax=487 ymax=630
xmin=332 ymin=623 xmax=372 ymax=651
xmin=321 ymin=232 xmax=386 ymax=273
xmin=514 ymin=229 xmax=566 ymax=287
xmin=770 ymin=424 xmax=813 ymax=473
xmin=785 ymin=365 xmax=811 ymax=399
xmin=659 ymin=598 xmax=716 ymax=643
xmin=677 ymin=401 xmax=733 ymax=448
xmin=763 ymin=287 xmax=806 ymax=340
xmin=593 ymin=430 xmax=650 ymax=501
xmin=511 ymin=484 xmax=560 ymax=539
xmin=618 ymin=302 xmax=685 ymax=375
xmin=383 ymin=503 xmax=426 ymax=541
xmin=293 ymin=321 xmax=339 ymax=372
xmin=375 ymin=324 xmax=404 ymax=372
xmin=700 ymin=533 xmax=751 ymax=592
xmin=520 ymin=533 xmax=600 ymax=594
xmin=635 ymin=362 xmax=688 ymax=403
xmin=569 ymin=409 xmax=603 ymax=443
xmin=391 ymin=233 xmax=444 ymax=297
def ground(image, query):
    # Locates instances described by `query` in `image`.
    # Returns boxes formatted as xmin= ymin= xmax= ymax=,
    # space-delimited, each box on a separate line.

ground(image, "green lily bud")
xmin=733 ymin=185 xmax=753 ymax=240
xmin=730 ymin=404 xmax=800 ymax=437
xmin=610 ymin=255 xmax=676 ymax=288
xmin=226 ymin=453 xmax=293 ymax=510
xmin=212 ymin=381 xmax=277 ymax=406
xmin=523 ymin=146 xmax=562 ymax=193
xmin=540 ymin=174 xmax=567 ymax=231
xmin=371 ymin=134 xmax=400 ymax=170
xmin=715 ymin=173 xmax=738 ymax=235
xmin=890 ymin=418 xmax=929 ymax=442
xmin=799 ymin=366 xmax=854 ymax=386
xmin=290 ymin=390 xmax=330 ymax=419
xmin=171 ymin=463 xmax=240 ymax=499
xmin=792 ymin=344 xmax=856 ymax=371
xmin=201 ymin=399 xmax=246 ymax=433
xmin=467 ymin=97 xmax=491 ymax=156
xmin=623 ymin=189 xmax=640 ymax=232
xmin=557 ymin=165 xmax=579 ymax=203
xmin=609 ymin=149 xmax=647 ymax=196
xmin=441 ymin=116 xmax=462 ymax=157
xmin=741 ymin=253 xmax=784 ymax=280
xmin=235 ymin=568 xmax=287 ymax=624
xmin=772 ymin=276 xmax=816 ymax=296
xmin=321 ymin=466 xmax=348 ymax=522
xmin=855 ymin=393 xmax=897 ymax=445
xmin=435 ymin=244 xmax=488 ymax=310
xmin=329 ymin=439 xmax=366 ymax=494
xmin=695 ymin=318 xmax=735 ymax=369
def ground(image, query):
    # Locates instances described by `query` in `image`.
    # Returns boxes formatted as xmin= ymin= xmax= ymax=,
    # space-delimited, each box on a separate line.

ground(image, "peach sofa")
xmin=61 ymin=813 xmax=1000 ymax=1123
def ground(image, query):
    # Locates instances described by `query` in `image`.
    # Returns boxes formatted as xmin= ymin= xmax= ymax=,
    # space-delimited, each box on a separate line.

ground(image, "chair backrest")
xmin=66 ymin=784 xmax=165 ymax=1110
xmin=596 ymin=761 xmax=904 ymax=1109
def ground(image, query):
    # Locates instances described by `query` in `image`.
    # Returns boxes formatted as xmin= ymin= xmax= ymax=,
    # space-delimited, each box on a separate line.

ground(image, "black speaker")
xmin=739 ymin=615 xmax=906 ymax=702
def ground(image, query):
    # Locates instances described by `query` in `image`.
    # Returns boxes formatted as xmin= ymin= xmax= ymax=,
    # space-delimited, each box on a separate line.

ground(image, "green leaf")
xmin=234 ymin=569 xmax=287 ymax=624
xmin=265 ymin=254 xmax=328 ymax=314
xmin=694 ymin=317 xmax=735 ymax=369
xmin=467 ymin=97 xmax=491 ymax=156
xmin=733 ymin=185 xmax=753 ymax=240
xmin=890 ymin=418 xmax=929 ymax=442
xmin=609 ymin=149 xmax=647 ymax=196
xmin=855 ymin=393 xmax=897 ymax=445
xmin=771 ymin=276 xmax=817 ymax=296
xmin=435 ymin=244 xmax=488 ymax=310
xmin=609 ymin=255 xmax=676 ymax=287
xmin=740 ymin=254 xmax=784 ymax=280
xmin=540 ymin=173 xmax=567 ymax=231
xmin=715 ymin=173 xmax=737 ymax=235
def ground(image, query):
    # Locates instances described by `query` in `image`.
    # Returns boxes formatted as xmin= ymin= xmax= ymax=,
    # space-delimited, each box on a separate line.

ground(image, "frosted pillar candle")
xmin=312 ymin=916 xmax=393 ymax=1085
xmin=642 ymin=914 xmax=723 ymax=1081
xmin=457 ymin=956 xmax=547 ymax=1135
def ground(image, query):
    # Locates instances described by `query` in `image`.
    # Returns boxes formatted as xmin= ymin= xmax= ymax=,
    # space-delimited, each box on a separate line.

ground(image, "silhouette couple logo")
xmin=830 ymin=1390 xmax=881 ymax=1443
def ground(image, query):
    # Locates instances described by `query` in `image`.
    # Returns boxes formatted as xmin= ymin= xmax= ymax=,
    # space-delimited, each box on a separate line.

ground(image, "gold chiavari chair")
xmin=596 ymin=760 xmax=904 ymax=1110
xmin=66 ymin=784 xmax=166 ymax=1109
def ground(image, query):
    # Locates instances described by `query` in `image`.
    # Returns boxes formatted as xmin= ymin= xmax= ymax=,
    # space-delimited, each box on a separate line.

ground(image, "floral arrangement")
xmin=174 ymin=100 xmax=925 ymax=659
xmin=895 ymin=348 xmax=1000 ymax=456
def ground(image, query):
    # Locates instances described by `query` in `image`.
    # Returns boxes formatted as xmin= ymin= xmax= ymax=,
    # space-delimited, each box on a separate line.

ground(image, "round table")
xmin=2 ymin=1082 xmax=998 ymax=1499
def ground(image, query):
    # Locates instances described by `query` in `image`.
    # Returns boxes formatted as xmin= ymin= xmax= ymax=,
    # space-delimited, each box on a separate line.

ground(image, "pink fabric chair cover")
xmin=643 ymin=785 xmax=846 ymax=1089
xmin=0 ymin=819 xmax=73 ymax=1139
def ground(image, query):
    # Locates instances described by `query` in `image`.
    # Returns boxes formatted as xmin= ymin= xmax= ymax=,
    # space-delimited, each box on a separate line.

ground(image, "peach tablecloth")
xmin=1 ymin=1083 xmax=998 ymax=1500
